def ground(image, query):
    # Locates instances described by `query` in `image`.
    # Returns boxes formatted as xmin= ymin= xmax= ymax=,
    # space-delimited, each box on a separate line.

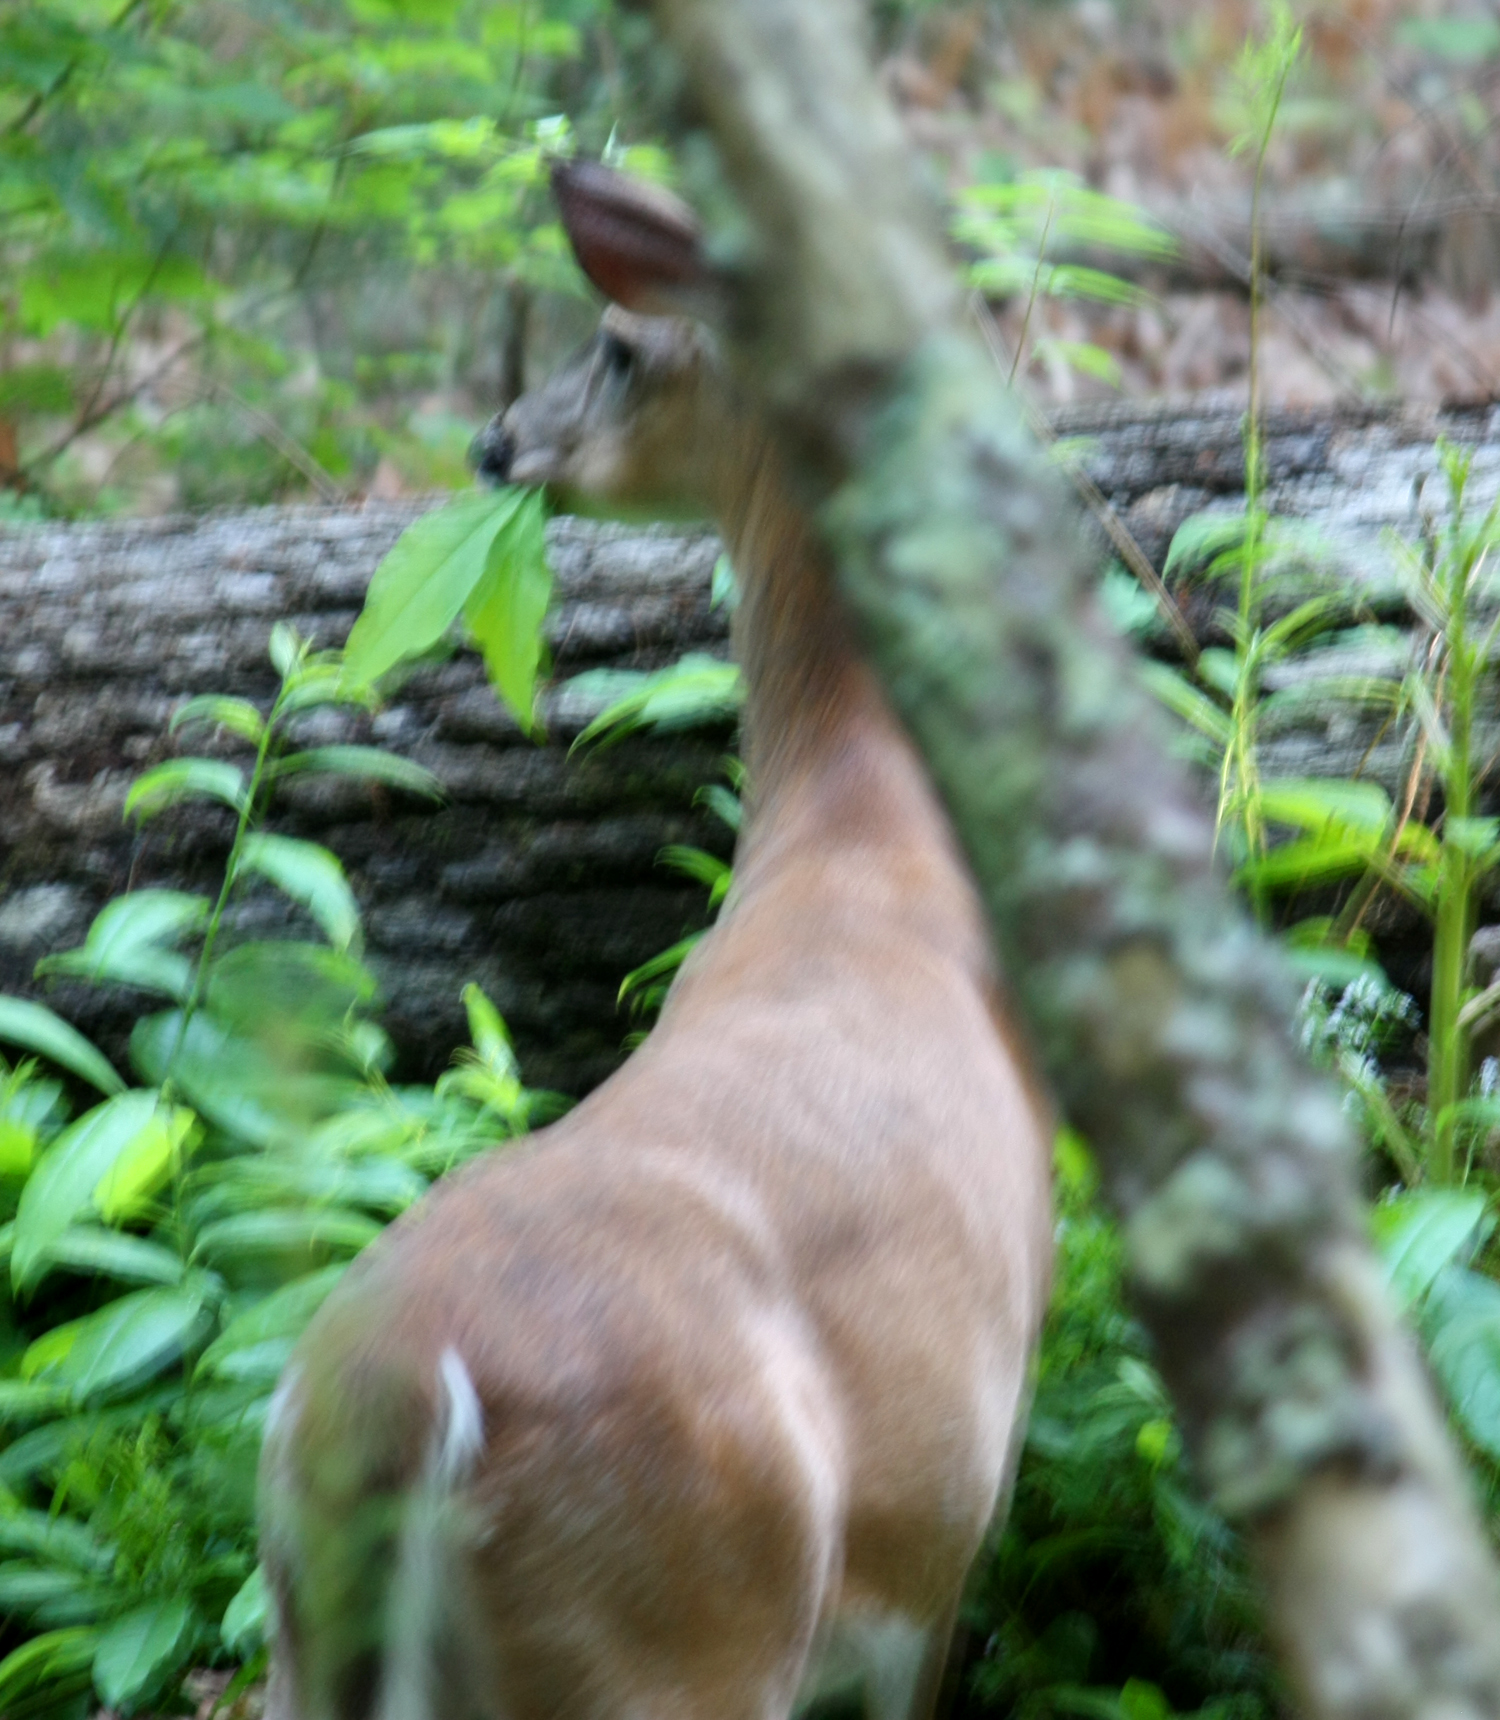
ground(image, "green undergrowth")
xmin=0 ymin=620 xmax=563 ymax=1719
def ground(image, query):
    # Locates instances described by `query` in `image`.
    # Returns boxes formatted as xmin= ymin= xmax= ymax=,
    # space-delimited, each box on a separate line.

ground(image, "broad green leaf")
xmin=1241 ymin=835 xmax=1379 ymax=892
xmin=221 ymin=1566 xmax=268 ymax=1655
xmin=0 ymin=1422 xmax=79 ymax=1487
xmin=170 ymin=695 xmax=265 ymax=745
xmin=1257 ymin=778 xmax=1393 ymax=837
xmin=42 ymin=1227 xmax=184 ymax=1287
xmin=1371 ymin=1190 xmax=1491 ymax=1311
xmin=19 ymin=1322 xmax=81 ymax=1381
xmin=0 ymin=1564 xmax=110 ymax=1628
xmin=27 ymin=1286 xmax=210 ymax=1402
xmin=132 ymin=1011 xmax=346 ymax=1149
xmin=237 ymin=834 xmax=361 ymax=951
xmin=192 ymin=1207 xmax=383 ymax=1267
xmin=343 ymin=488 xmax=526 ymax=688
xmin=204 ymin=944 xmax=378 ymax=1050
xmin=0 ymin=1510 xmax=111 ymax=1573
xmin=0 ymin=998 xmax=123 ymax=1095
xmin=13 ymin=1091 xmax=162 ymax=1291
xmin=0 ymin=1628 xmax=99 ymax=1711
xmin=93 ymin=1598 xmax=195 ymax=1708
xmin=0 ymin=1381 xmax=72 ymax=1426
xmin=270 ymin=746 xmax=443 ymax=799
xmin=462 ymin=486 xmax=553 ymax=732
xmin=124 ymin=758 xmax=248 ymax=822
xmin=93 ymin=1106 xmax=197 ymax=1221
xmin=35 ymin=890 xmax=210 ymax=1001
xmin=0 ymin=1119 xmax=36 ymax=1175
xmin=198 ymin=1264 xmax=346 ymax=1379
xmin=1425 ymin=1267 xmax=1500 ymax=1460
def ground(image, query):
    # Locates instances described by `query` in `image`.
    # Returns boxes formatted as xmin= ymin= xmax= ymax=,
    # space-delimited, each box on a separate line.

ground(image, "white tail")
xmin=261 ymin=159 xmax=1054 ymax=1720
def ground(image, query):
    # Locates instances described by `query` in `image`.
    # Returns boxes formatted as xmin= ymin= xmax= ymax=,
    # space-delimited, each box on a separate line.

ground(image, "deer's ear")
xmin=551 ymin=159 xmax=711 ymax=317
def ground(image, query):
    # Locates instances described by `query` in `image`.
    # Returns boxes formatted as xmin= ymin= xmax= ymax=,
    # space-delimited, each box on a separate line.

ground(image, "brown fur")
xmin=260 ymin=163 xmax=1053 ymax=1720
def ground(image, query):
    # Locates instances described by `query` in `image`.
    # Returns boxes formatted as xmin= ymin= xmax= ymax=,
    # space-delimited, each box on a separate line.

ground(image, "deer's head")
xmin=472 ymin=162 xmax=745 ymax=518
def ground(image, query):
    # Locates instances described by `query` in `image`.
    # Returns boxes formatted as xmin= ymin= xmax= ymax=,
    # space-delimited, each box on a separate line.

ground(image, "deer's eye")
xmin=599 ymin=332 xmax=637 ymax=382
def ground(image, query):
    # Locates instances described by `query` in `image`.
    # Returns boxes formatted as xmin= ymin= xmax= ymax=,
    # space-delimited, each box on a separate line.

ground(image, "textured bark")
xmin=4 ymin=400 xmax=1500 ymax=1094
xmin=639 ymin=1 xmax=1500 ymax=1715
xmin=0 ymin=506 xmax=731 ymax=1094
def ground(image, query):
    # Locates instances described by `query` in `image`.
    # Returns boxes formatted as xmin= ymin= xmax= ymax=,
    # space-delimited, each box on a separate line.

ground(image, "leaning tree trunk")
xmin=4 ymin=400 xmax=1500 ymax=1094
xmin=636 ymin=1 xmax=1500 ymax=1715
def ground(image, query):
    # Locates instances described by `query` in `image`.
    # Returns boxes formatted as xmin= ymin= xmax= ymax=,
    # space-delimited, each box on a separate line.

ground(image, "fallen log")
xmin=1 ymin=395 xmax=1497 ymax=1091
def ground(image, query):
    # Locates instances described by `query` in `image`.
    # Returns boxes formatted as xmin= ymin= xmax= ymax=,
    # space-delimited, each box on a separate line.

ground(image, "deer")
xmin=258 ymin=159 xmax=1054 ymax=1720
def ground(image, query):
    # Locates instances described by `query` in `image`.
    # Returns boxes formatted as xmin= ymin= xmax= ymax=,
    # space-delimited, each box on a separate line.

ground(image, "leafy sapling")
xmin=0 ymin=628 xmax=557 ymax=1720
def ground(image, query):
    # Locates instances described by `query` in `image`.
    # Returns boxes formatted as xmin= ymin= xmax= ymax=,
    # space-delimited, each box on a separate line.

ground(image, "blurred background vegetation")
xmin=9 ymin=0 xmax=1500 ymax=520
xmin=5 ymin=3 xmax=1500 ymax=1720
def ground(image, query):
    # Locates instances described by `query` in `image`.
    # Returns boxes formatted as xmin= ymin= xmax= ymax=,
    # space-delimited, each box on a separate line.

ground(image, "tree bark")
xmin=639 ymin=2 xmax=1500 ymax=1714
xmin=4 ymin=400 xmax=1500 ymax=1097
xmin=0 ymin=507 xmax=732 ymax=1095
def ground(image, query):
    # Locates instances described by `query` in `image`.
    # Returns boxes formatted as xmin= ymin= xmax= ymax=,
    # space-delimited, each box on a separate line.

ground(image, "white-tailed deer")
xmin=259 ymin=160 xmax=1053 ymax=1720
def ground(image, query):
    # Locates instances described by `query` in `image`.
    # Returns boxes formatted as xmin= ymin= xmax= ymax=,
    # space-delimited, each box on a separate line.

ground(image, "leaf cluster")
xmin=0 ymin=625 xmax=560 ymax=1718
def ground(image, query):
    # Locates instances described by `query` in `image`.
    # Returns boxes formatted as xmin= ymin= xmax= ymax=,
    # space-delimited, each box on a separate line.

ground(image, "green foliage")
xmin=969 ymin=1139 xmax=1276 ymax=1720
xmin=0 ymin=1 xmax=604 ymax=512
xmin=0 ymin=628 xmax=560 ymax=1717
xmin=953 ymin=167 xmax=1175 ymax=389
xmin=344 ymin=486 xmax=553 ymax=731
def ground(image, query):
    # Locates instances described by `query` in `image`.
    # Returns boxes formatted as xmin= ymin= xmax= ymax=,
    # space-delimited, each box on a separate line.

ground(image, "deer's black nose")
xmin=470 ymin=418 xmax=515 ymax=484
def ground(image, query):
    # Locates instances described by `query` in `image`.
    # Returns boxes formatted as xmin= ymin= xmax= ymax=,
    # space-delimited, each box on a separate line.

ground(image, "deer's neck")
xmin=717 ymin=448 xmax=958 ymax=893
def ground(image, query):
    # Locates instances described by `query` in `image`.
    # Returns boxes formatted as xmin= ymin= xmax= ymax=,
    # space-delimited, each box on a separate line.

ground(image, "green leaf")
xmin=221 ymin=1566 xmax=268 ymax=1656
xmin=571 ymin=655 xmax=744 ymax=750
xmin=1136 ymin=661 xmax=1232 ymax=748
xmin=617 ymin=933 xmax=704 ymax=1007
xmin=35 ymin=890 xmax=210 ymax=1001
xmin=0 ymin=1381 xmax=72 ymax=1427
xmin=192 ymin=1208 xmax=383 ymax=1268
xmin=93 ymin=1106 xmax=197 ymax=1221
xmin=0 ymin=998 xmax=124 ymax=1096
xmin=1163 ymin=513 xmax=1248 ymax=582
xmin=0 ymin=1564 xmax=110 ymax=1629
xmin=93 ymin=1598 xmax=195 ymax=1709
xmin=1425 ymin=1267 xmax=1500 ymax=1461
xmin=270 ymin=623 xmax=304 ymax=680
xmin=0 ymin=1509 xmax=111 ymax=1573
xmin=0 ymin=1629 xmax=99 ymax=1712
xmin=198 ymin=1264 xmax=346 ymax=1379
xmin=206 ymin=941 xmax=378 ymax=1038
xmin=1446 ymin=816 xmax=1500 ymax=860
xmin=237 ymin=834 xmax=361 ymax=951
xmin=1371 ymin=1191 xmax=1491 ymax=1311
xmin=26 ymin=1286 xmax=210 ymax=1403
xmin=39 ymin=1227 xmax=185 ymax=1287
xmin=170 ymin=695 xmax=265 ymax=745
xmin=462 ymin=486 xmax=553 ymax=732
xmin=270 ymin=746 xmax=443 ymax=799
xmin=343 ymin=488 xmax=527 ymax=688
xmin=1257 ymin=778 xmax=1394 ymax=838
xmin=124 ymin=758 xmax=248 ymax=822
xmin=13 ymin=1090 xmax=162 ymax=1291
xmin=461 ymin=983 xmax=514 ymax=1071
